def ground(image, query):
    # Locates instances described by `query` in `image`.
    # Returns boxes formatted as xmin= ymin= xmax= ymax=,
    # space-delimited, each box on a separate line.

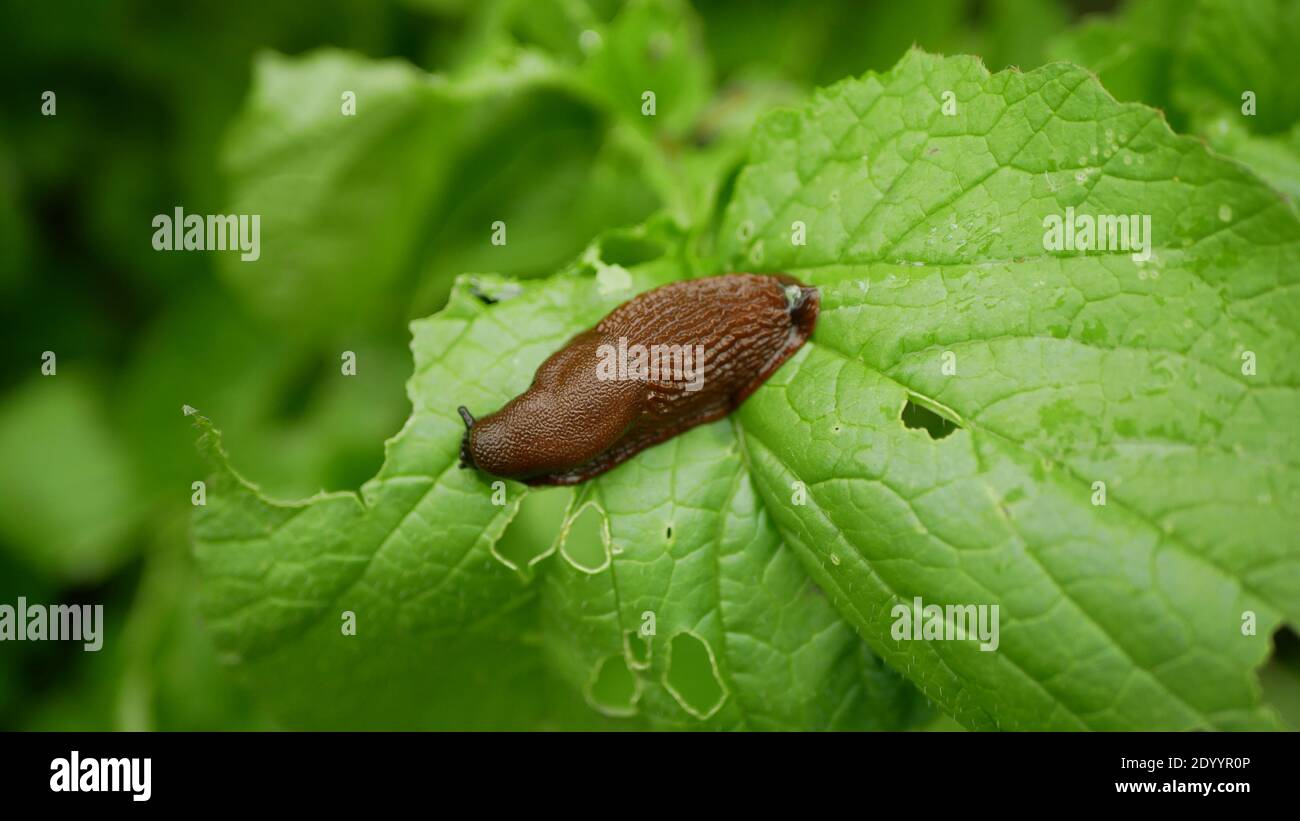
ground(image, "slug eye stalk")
xmin=457 ymin=406 xmax=476 ymax=469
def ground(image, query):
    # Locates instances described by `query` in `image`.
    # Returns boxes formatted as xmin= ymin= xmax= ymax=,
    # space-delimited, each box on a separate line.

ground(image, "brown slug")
xmin=458 ymin=273 xmax=819 ymax=486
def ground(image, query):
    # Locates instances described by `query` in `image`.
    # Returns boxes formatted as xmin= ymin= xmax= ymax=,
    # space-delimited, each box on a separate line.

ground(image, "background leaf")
xmin=1048 ymin=0 xmax=1300 ymax=202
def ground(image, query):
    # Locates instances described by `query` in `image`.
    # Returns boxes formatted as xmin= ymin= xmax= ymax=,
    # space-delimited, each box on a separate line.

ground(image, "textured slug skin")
xmin=459 ymin=273 xmax=819 ymax=486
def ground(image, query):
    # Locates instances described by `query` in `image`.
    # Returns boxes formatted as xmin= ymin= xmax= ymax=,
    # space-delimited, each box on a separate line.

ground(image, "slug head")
xmin=780 ymin=280 xmax=819 ymax=341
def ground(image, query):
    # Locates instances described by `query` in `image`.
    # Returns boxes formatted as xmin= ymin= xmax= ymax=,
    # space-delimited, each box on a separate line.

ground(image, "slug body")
xmin=459 ymin=273 xmax=819 ymax=486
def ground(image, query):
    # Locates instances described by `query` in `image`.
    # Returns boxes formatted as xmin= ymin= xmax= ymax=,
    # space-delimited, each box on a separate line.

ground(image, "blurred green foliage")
xmin=1 ymin=0 xmax=1296 ymax=730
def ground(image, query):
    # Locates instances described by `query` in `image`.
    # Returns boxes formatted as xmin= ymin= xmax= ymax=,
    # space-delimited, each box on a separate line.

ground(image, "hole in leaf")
xmin=469 ymin=284 xmax=499 ymax=305
xmin=495 ymin=487 xmax=570 ymax=570
xmin=664 ymin=633 xmax=726 ymax=719
xmin=468 ymin=281 xmax=522 ymax=305
xmin=901 ymin=398 xmax=959 ymax=440
xmin=588 ymin=654 xmax=638 ymax=716
xmin=1261 ymin=627 xmax=1300 ymax=729
xmin=624 ymin=630 xmax=651 ymax=669
xmin=560 ymin=504 xmax=607 ymax=572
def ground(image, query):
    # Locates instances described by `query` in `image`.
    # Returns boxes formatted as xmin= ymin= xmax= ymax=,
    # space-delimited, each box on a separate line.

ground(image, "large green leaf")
xmin=721 ymin=49 xmax=1298 ymax=729
xmin=196 ymin=47 xmax=1298 ymax=731
xmin=193 ymin=221 xmax=923 ymax=729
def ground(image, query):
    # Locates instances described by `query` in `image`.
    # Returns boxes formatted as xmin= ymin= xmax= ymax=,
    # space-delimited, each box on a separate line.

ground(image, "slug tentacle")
xmin=458 ymin=273 xmax=818 ymax=486
xmin=457 ymin=406 xmax=476 ymax=469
